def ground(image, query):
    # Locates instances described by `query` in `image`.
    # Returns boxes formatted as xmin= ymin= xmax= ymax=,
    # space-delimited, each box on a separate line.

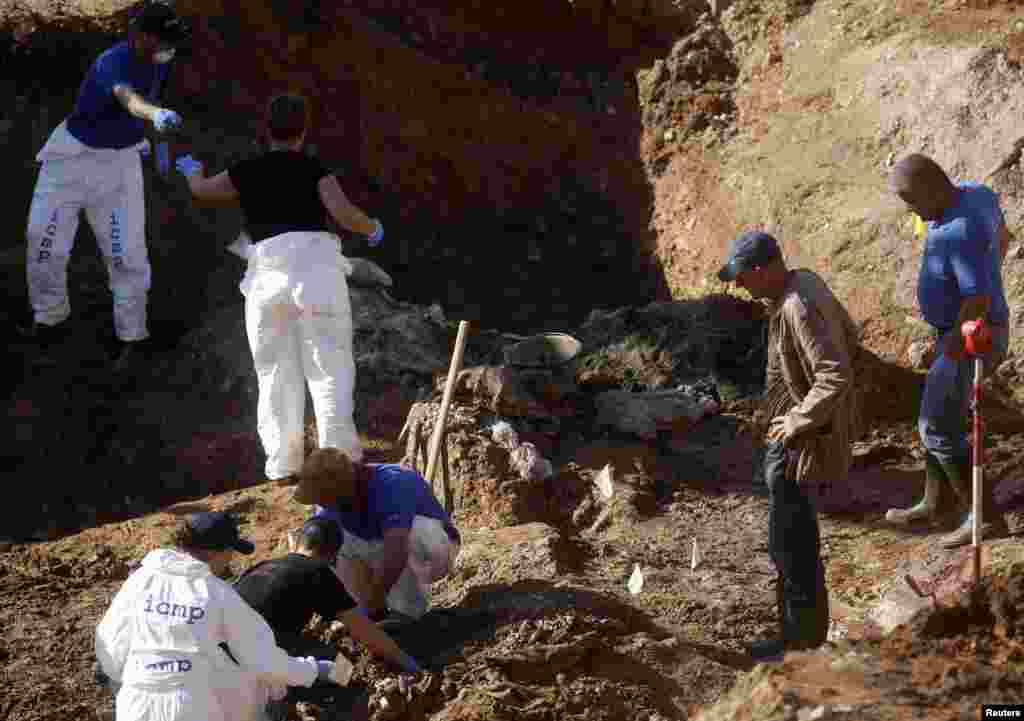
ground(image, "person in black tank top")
xmin=234 ymin=518 xmax=420 ymax=674
xmin=175 ymin=94 xmax=384 ymax=483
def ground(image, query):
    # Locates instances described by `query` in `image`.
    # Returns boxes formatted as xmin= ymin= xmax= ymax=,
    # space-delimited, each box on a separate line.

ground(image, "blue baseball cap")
xmin=132 ymin=2 xmax=190 ymax=45
xmin=186 ymin=512 xmax=255 ymax=554
xmin=717 ymin=231 xmax=782 ymax=282
xmin=300 ymin=517 xmax=342 ymax=555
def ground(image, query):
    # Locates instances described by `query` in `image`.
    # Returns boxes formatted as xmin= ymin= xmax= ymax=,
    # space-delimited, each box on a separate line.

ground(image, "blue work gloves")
xmin=155 ymin=142 xmax=170 ymax=176
xmin=152 ymin=108 xmax=183 ymax=133
xmin=316 ymin=659 xmax=335 ymax=681
xmin=368 ymin=219 xmax=384 ymax=247
xmin=175 ymin=154 xmax=204 ymax=179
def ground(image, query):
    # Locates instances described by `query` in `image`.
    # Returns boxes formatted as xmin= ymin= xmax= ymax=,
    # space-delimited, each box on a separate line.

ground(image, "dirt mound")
xmin=638 ymin=15 xmax=739 ymax=172
xmin=695 ymin=565 xmax=1024 ymax=721
xmin=313 ymin=584 xmax=734 ymax=721
xmin=399 ymin=401 xmax=575 ymax=529
xmin=575 ymin=294 xmax=767 ymax=401
xmin=900 ymin=563 xmax=1024 ymax=641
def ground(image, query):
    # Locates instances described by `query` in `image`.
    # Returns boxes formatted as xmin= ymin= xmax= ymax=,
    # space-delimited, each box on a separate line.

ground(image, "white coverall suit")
xmin=95 ymin=548 xmax=319 ymax=721
xmin=26 ymin=121 xmax=152 ymax=342
xmin=238 ymin=231 xmax=363 ymax=480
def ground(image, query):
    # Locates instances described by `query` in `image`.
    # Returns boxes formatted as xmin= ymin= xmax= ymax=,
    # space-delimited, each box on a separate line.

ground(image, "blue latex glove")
xmin=153 ymin=109 xmax=183 ymax=133
xmin=175 ymin=155 xmax=204 ymax=179
xmin=367 ymin=219 xmax=384 ymax=247
xmin=155 ymin=142 xmax=170 ymax=176
xmin=316 ymin=659 xmax=335 ymax=681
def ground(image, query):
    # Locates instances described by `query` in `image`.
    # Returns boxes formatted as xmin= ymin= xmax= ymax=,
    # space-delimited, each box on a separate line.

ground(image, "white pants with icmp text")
xmin=25 ymin=121 xmax=151 ymax=341
xmin=116 ymin=684 xmax=224 ymax=721
xmin=115 ymin=674 xmax=280 ymax=721
xmin=240 ymin=231 xmax=362 ymax=480
xmin=335 ymin=516 xmax=460 ymax=620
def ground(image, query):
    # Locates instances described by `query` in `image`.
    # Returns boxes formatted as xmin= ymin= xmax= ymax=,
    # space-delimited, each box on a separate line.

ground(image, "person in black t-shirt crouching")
xmin=174 ymin=93 xmax=384 ymax=484
xmin=234 ymin=517 xmax=421 ymax=675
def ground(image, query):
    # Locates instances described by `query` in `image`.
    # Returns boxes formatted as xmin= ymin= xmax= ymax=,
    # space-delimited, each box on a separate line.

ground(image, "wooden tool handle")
xmin=425 ymin=321 xmax=470 ymax=495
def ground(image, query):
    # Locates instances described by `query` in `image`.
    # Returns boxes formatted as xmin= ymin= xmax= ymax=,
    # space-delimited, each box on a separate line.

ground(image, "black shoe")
xmin=113 ymin=338 xmax=154 ymax=373
xmin=16 ymin=317 xmax=70 ymax=341
xmin=16 ymin=319 xmax=71 ymax=366
xmin=376 ymin=610 xmax=417 ymax=632
xmin=746 ymin=638 xmax=786 ymax=662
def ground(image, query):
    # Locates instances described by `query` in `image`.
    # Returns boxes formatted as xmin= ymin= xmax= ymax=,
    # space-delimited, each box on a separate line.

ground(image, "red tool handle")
xmin=961 ymin=319 xmax=993 ymax=357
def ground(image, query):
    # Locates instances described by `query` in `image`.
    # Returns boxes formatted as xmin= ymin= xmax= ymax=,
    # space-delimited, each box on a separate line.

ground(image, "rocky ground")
xmin=4 ymin=342 xmax=1024 ymax=720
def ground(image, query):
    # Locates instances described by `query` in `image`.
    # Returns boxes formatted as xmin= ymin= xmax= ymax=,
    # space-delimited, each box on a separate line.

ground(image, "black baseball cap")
xmin=717 ymin=231 xmax=782 ymax=282
xmin=186 ymin=512 xmax=255 ymax=554
xmin=300 ymin=517 xmax=343 ymax=556
xmin=133 ymin=2 xmax=189 ymax=45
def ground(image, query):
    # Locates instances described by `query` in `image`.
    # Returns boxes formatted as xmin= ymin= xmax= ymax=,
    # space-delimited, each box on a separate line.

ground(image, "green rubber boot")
xmin=885 ymin=452 xmax=946 ymax=526
xmin=937 ymin=457 xmax=1009 ymax=549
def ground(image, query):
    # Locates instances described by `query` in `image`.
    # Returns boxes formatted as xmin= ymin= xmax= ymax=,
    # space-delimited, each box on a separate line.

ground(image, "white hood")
xmin=140 ymin=548 xmax=213 ymax=578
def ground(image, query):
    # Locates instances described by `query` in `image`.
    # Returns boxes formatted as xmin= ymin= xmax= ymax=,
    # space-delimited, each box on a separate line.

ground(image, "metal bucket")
xmin=503 ymin=332 xmax=582 ymax=369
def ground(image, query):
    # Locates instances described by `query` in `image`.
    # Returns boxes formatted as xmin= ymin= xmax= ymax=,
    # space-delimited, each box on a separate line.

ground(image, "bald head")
xmin=889 ymin=154 xmax=957 ymax=221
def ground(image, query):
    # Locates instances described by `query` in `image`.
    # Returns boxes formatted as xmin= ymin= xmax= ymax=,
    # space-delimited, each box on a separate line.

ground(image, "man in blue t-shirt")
xmin=887 ymin=153 xmax=1012 ymax=547
xmin=21 ymin=1 xmax=188 ymax=369
xmin=292 ymin=449 xmax=461 ymax=623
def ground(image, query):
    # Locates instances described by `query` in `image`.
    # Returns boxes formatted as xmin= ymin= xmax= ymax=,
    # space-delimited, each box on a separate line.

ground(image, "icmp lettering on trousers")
xmin=138 ymin=658 xmax=193 ymax=673
xmin=143 ymin=596 xmax=206 ymax=624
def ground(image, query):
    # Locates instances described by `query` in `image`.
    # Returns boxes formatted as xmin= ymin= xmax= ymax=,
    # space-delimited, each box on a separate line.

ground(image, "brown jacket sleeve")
xmin=780 ymin=294 xmax=854 ymax=440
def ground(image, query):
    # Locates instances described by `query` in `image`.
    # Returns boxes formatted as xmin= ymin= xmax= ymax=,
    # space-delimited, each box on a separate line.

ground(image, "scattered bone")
xmin=594 ymin=463 xmax=614 ymax=500
xmin=628 ymin=564 xmax=645 ymax=595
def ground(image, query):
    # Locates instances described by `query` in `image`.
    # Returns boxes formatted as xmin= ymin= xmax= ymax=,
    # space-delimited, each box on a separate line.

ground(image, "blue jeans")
xmin=764 ymin=442 xmax=825 ymax=609
xmin=764 ymin=442 xmax=829 ymax=646
xmin=918 ymin=326 xmax=1009 ymax=465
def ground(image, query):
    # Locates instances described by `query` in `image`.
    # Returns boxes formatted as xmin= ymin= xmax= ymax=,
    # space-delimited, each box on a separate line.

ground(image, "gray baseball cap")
xmin=717 ymin=231 xmax=781 ymax=282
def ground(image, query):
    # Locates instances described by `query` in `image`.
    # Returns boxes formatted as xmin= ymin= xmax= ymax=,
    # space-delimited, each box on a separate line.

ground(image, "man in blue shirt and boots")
xmin=20 ymin=1 xmax=188 ymax=369
xmin=886 ymin=154 xmax=1013 ymax=548
xmin=292 ymin=448 xmax=462 ymax=627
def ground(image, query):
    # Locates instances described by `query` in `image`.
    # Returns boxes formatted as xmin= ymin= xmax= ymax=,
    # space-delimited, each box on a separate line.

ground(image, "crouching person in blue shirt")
xmin=292 ymin=449 xmax=461 ymax=624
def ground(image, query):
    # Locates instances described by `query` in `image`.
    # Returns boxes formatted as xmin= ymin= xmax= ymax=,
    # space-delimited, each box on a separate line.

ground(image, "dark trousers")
xmin=764 ymin=441 xmax=829 ymax=646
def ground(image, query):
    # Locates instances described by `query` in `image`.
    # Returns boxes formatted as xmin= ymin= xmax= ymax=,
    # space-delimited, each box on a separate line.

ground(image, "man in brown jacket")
xmin=718 ymin=231 xmax=861 ymax=661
